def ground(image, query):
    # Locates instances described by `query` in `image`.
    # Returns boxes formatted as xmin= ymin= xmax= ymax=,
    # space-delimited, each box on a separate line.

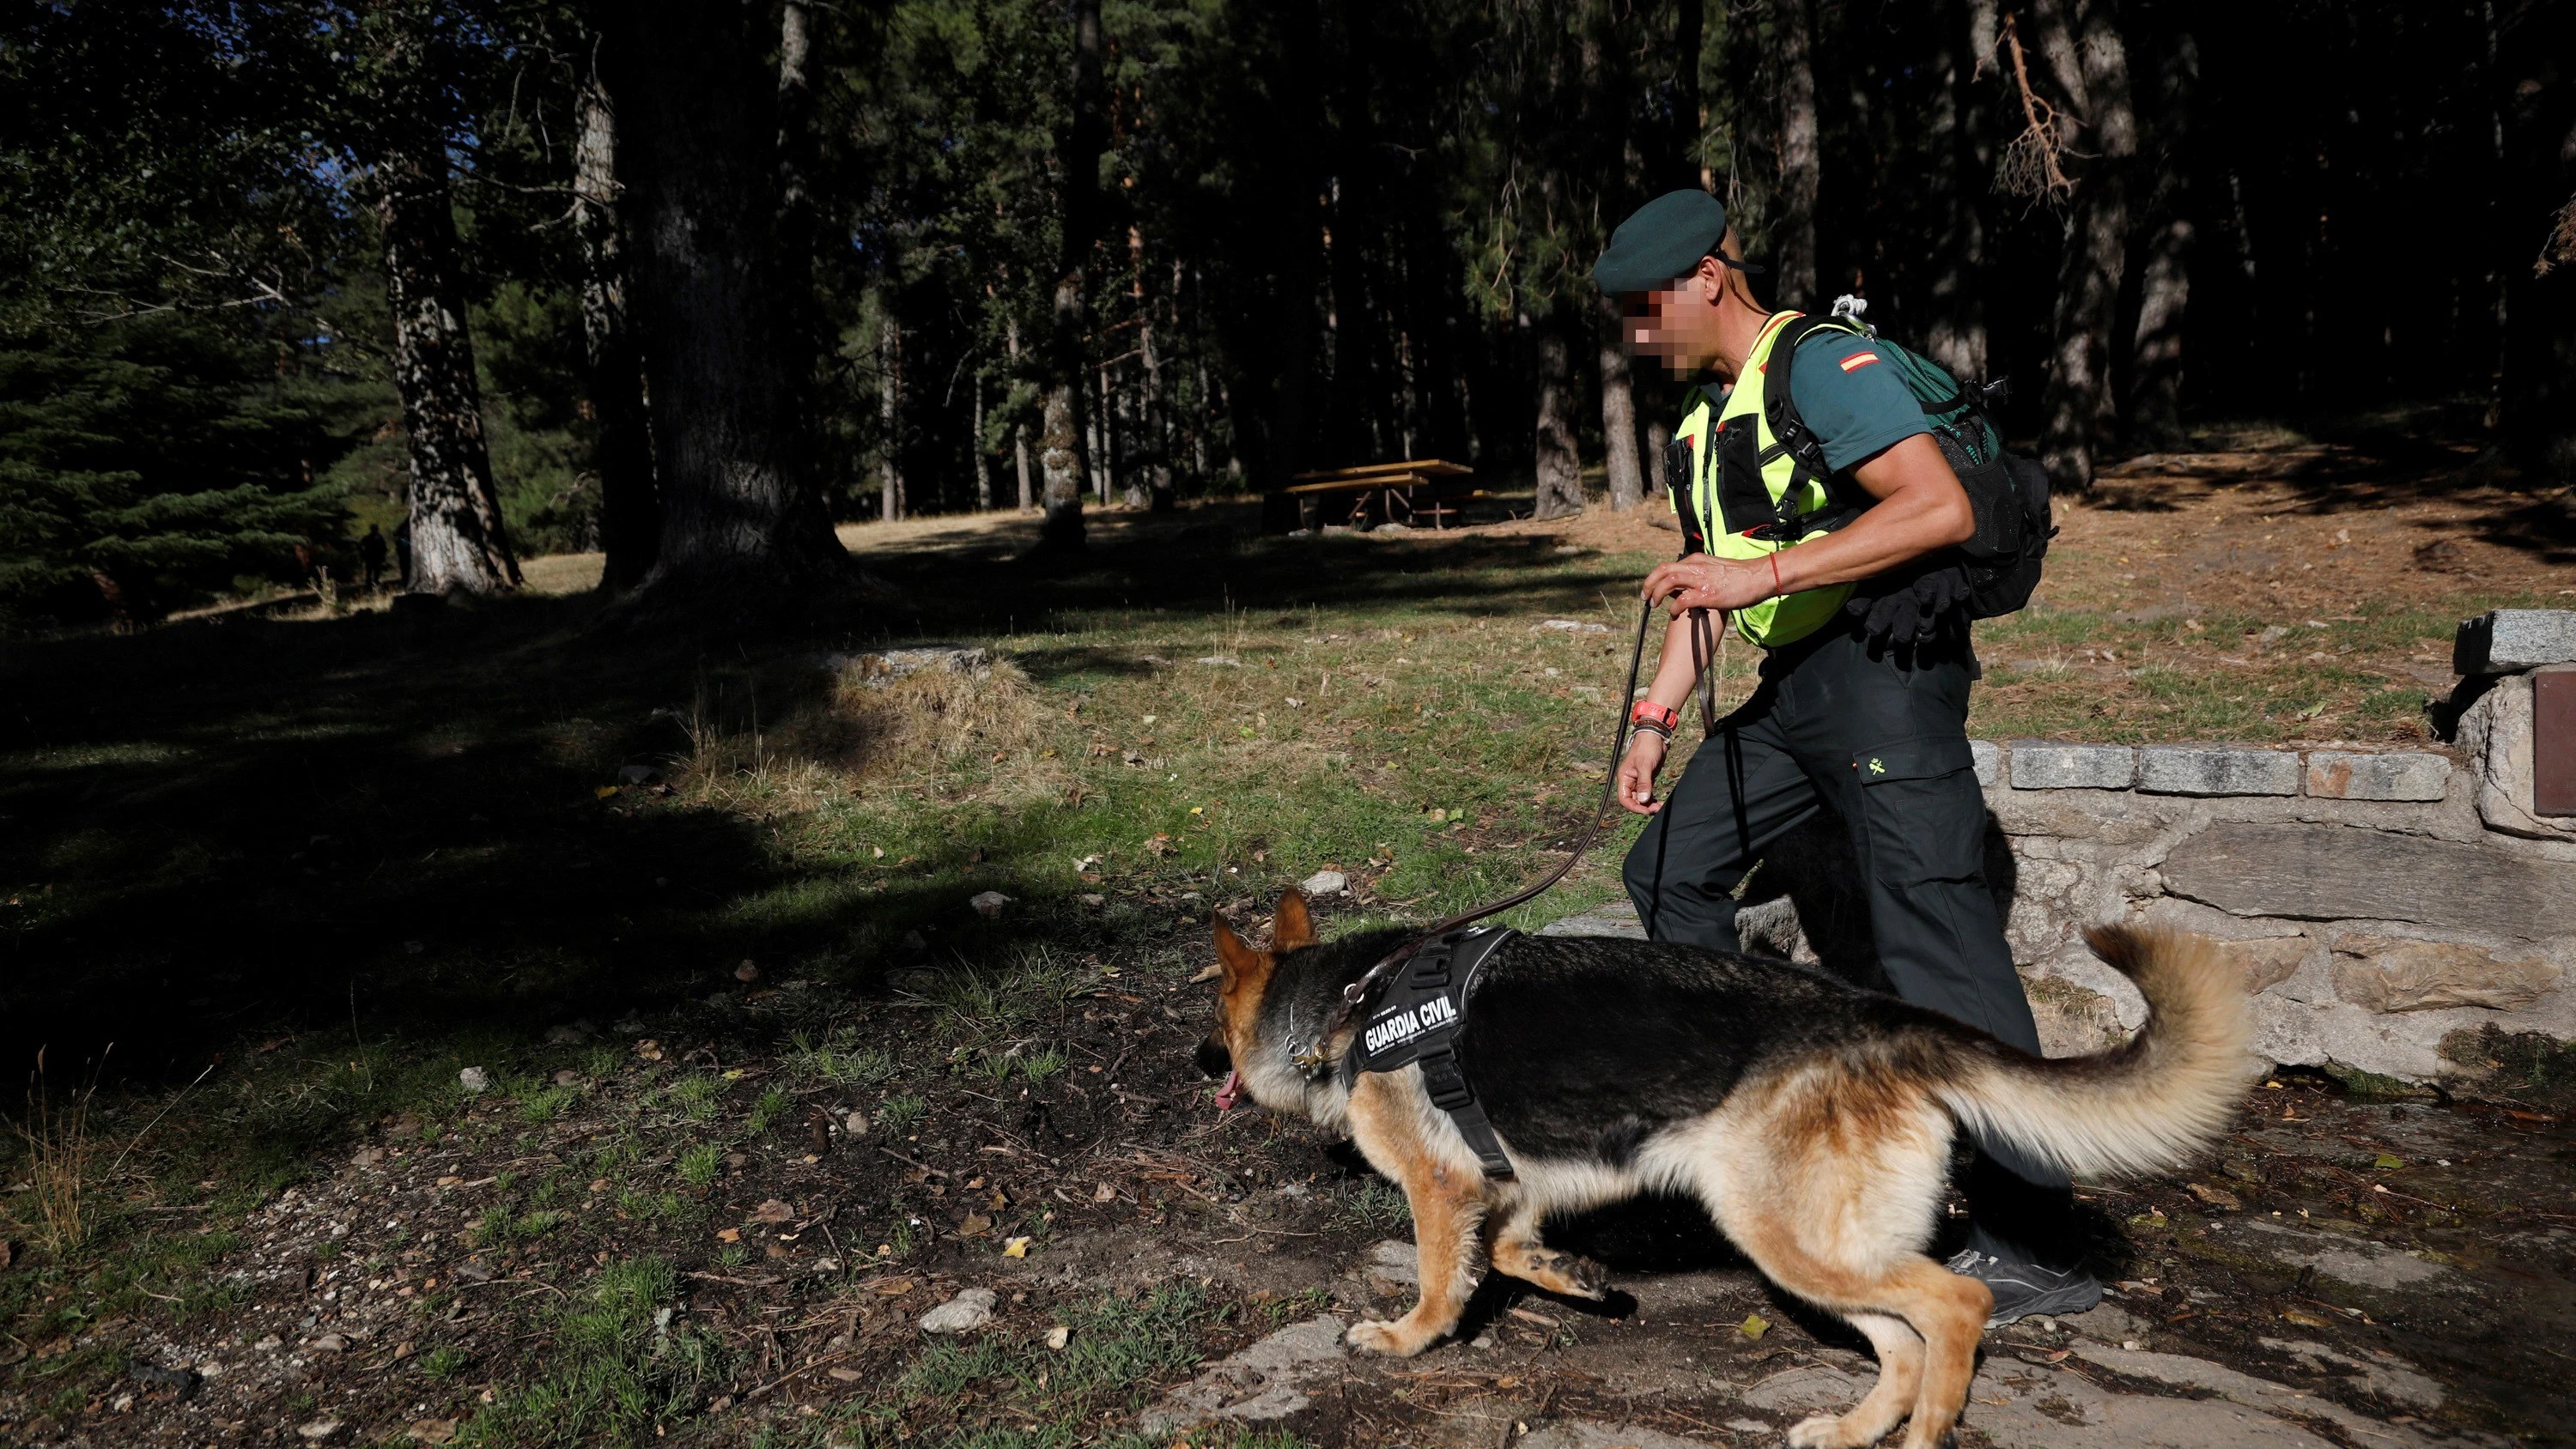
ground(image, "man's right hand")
xmin=1618 ymin=732 xmax=1668 ymax=815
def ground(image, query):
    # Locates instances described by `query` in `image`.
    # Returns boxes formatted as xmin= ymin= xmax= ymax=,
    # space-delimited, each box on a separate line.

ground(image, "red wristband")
xmin=1631 ymin=700 xmax=1680 ymax=732
xmin=1770 ymin=552 xmax=1783 ymax=597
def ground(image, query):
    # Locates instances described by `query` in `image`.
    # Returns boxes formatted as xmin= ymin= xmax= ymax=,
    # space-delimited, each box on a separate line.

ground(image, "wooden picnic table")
xmin=1281 ymin=458 xmax=1485 ymax=530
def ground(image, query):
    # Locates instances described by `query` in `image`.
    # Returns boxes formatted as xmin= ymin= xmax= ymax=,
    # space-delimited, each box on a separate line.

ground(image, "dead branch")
xmin=2539 ymin=191 xmax=2576 ymax=277
xmin=1995 ymin=12 xmax=2075 ymax=204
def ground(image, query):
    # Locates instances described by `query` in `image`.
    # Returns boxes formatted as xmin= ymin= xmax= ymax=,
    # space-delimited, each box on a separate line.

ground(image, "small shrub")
xmin=518 ymin=1084 xmax=577 ymax=1123
xmin=665 ymin=1075 xmax=725 ymax=1123
xmin=877 ymin=1094 xmax=927 ymax=1134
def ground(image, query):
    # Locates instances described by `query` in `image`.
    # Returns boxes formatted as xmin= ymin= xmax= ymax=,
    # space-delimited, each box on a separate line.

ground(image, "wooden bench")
xmin=1282 ymin=459 xmax=1484 ymax=530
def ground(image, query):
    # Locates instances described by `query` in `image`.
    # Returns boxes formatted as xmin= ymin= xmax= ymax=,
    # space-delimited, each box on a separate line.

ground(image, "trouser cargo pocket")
xmin=1850 ymin=735 xmax=1987 ymax=886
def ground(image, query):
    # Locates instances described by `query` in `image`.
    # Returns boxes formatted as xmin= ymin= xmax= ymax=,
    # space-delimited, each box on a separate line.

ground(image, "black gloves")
xmin=1848 ymin=562 xmax=1972 ymax=648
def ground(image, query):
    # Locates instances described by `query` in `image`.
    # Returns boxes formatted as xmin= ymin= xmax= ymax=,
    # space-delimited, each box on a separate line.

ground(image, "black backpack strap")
xmin=1666 ymin=385 xmax=1728 ymax=558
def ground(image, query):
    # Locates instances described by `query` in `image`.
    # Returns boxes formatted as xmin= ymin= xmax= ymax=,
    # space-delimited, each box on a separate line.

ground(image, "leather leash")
xmin=1307 ymin=587 xmax=1679 ymax=1063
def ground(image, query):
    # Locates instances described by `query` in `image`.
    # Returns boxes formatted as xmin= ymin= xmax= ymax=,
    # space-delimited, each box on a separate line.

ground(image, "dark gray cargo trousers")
xmin=1622 ymin=621 xmax=2073 ymax=1214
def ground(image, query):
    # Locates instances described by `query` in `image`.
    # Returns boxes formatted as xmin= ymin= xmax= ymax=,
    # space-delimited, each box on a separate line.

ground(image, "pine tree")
xmin=0 ymin=318 xmax=356 ymax=626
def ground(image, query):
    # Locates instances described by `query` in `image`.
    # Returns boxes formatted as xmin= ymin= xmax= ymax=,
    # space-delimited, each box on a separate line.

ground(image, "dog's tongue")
xmin=1213 ymin=1070 xmax=1242 ymax=1113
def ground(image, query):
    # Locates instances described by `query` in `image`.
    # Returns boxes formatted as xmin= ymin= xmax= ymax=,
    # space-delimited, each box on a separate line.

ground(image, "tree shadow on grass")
xmin=2 ymin=512 xmax=1625 ymax=1088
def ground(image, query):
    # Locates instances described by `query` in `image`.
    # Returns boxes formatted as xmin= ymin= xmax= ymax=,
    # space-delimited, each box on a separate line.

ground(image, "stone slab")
xmin=2302 ymin=750 xmax=2451 ymax=802
xmin=2010 ymin=743 xmax=2136 ymax=791
xmin=1137 ymin=1315 xmax=1347 ymax=1432
xmin=2208 ymin=936 xmax=2313 ymax=994
xmin=2137 ymin=746 xmax=2301 ymax=797
xmin=2064 ymin=1343 xmax=2450 ymax=1449
xmin=2326 ymin=934 xmax=2561 ymax=1012
xmin=1971 ymin=738 xmax=2001 ymax=787
xmin=2232 ymin=1219 xmax=2449 ymax=1289
xmin=2455 ymin=609 xmax=2576 ymax=674
xmin=1963 ymin=1363 xmax=2339 ymax=1449
xmin=1518 ymin=1422 xmax=1718 ymax=1449
xmin=2158 ymin=822 xmax=2576 ymax=940
xmin=1540 ymin=896 xmax=1648 ymax=941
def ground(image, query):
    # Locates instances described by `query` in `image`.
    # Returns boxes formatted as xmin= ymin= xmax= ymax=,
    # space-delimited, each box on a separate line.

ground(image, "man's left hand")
xmin=1642 ymin=555 xmax=1776 ymax=615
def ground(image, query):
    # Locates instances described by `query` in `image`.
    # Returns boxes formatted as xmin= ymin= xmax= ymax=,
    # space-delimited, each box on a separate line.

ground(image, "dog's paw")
xmin=1556 ymin=1252 xmax=1612 ymax=1299
xmin=1344 ymin=1318 xmax=1435 ymax=1357
xmin=1786 ymin=1414 xmax=1848 ymax=1449
xmin=1515 ymin=1248 xmax=1611 ymax=1300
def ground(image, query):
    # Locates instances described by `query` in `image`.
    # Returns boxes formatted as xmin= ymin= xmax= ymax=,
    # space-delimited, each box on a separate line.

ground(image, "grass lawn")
xmin=2 ymin=416 xmax=2570 ymax=1445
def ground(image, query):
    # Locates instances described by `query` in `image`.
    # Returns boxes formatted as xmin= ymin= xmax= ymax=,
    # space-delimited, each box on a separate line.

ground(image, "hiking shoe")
xmin=1944 ymin=1247 xmax=2102 ymax=1327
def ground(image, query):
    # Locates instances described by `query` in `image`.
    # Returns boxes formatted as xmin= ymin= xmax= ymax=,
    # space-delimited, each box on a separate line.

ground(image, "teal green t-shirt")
xmin=1784 ymin=331 xmax=1929 ymax=473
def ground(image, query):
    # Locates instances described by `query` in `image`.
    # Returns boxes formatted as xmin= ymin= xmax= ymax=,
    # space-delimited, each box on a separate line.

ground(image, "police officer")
xmin=1595 ymin=189 xmax=2098 ymax=1325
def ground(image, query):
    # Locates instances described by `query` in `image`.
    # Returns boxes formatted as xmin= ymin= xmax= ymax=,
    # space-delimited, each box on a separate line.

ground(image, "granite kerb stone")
xmin=2137 ymin=745 xmax=2303 ymax=797
xmin=2454 ymin=608 xmax=2576 ymax=675
xmin=2008 ymin=742 xmax=2137 ymax=791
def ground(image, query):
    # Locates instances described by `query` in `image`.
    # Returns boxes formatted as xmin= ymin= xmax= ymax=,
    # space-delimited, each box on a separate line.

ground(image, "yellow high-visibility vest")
xmin=1670 ymin=311 xmax=1863 ymax=648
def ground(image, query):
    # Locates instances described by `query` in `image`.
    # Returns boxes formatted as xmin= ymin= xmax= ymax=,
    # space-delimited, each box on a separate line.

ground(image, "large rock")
xmin=2302 ymin=750 xmax=2452 ymax=803
xmin=2326 ymin=935 xmax=2561 ymax=1012
xmin=2137 ymin=746 xmax=2300 ymax=797
xmin=2460 ymin=673 xmax=2576 ymax=841
xmin=2158 ymin=822 xmax=2576 ymax=940
xmin=2454 ymin=609 xmax=2576 ymax=674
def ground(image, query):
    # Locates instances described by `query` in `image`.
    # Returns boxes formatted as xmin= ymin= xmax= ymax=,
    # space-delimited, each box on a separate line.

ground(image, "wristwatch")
xmin=1630 ymin=700 xmax=1680 ymax=738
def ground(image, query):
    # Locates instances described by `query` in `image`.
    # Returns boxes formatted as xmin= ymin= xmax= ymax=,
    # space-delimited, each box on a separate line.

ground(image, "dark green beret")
xmin=1591 ymin=190 xmax=1729 ymax=294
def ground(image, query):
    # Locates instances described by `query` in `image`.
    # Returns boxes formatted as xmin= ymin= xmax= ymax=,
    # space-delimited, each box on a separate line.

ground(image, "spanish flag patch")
xmin=1838 ymin=351 xmax=1881 ymax=372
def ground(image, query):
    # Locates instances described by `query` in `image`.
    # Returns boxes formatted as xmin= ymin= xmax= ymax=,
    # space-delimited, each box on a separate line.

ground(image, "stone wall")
xmin=1553 ymin=611 xmax=2576 ymax=1085
xmin=1976 ymin=609 xmax=2576 ymax=1082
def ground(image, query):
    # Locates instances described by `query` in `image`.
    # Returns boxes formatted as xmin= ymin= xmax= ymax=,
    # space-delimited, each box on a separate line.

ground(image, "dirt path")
xmin=41 ymin=905 xmax=2570 ymax=1448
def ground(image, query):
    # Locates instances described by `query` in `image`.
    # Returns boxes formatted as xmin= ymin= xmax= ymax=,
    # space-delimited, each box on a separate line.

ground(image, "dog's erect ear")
xmin=1213 ymin=912 xmax=1272 ymax=994
xmin=1272 ymin=888 xmax=1315 ymax=952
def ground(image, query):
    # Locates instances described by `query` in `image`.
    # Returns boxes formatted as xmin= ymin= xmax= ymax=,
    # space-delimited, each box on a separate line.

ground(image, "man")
xmin=1595 ymin=188 xmax=2099 ymax=1325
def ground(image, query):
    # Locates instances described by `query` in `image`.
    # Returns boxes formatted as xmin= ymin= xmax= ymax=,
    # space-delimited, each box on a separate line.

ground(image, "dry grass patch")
xmin=672 ymin=657 xmax=1075 ymax=813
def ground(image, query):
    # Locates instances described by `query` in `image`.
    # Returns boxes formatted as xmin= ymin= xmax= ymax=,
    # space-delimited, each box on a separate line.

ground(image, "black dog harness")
xmin=1339 ymin=925 xmax=1518 ymax=1179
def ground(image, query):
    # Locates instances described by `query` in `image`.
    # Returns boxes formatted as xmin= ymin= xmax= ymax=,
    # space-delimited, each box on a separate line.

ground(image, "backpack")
xmin=1764 ymin=304 xmax=2055 ymax=620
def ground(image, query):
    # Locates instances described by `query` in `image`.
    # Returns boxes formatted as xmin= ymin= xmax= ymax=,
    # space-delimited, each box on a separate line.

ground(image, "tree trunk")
xmin=1923 ymin=0 xmax=1990 ymax=382
xmin=2497 ymin=6 xmax=2576 ymax=482
xmin=2128 ymin=28 xmax=2198 ymax=451
xmin=379 ymin=148 xmax=518 ymax=597
xmin=1005 ymin=316 xmax=1034 ymax=511
xmin=2034 ymin=0 xmax=2136 ymax=491
xmin=1040 ymin=0 xmax=1105 ymax=549
xmin=1532 ymin=310 xmax=1584 ymax=519
xmin=369 ymin=15 xmax=515 ymax=598
xmin=1597 ymin=295 xmax=1643 ymax=510
xmin=973 ymin=374 xmax=993 ymax=511
xmin=1774 ymin=0 xmax=1820 ymax=308
xmin=1645 ymin=417 xmax=1673 ymax=497
xmin=1671 ymin=0 xmax=1704 ymax=191
xmin=601 ymin=1 xmax=848 ymax=609
xmin=878 ymin=313 xmax=903 ymax=521
xmin=575 ymin=70 xmax=657 ymax=592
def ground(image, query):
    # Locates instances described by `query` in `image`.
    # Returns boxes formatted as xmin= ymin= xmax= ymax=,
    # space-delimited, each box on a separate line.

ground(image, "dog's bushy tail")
xmin=1933 ymin=926 xmax=2251 ymax=1179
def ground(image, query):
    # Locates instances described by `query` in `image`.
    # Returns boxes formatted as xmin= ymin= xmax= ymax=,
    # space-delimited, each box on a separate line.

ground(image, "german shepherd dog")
xmin=1196 ymin=891 xmax=2248 ymax=1449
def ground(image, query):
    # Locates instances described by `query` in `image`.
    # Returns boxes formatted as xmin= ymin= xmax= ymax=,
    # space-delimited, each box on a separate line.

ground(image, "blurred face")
xmin=1623 ymin=267 xmax=1727 ymax=376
